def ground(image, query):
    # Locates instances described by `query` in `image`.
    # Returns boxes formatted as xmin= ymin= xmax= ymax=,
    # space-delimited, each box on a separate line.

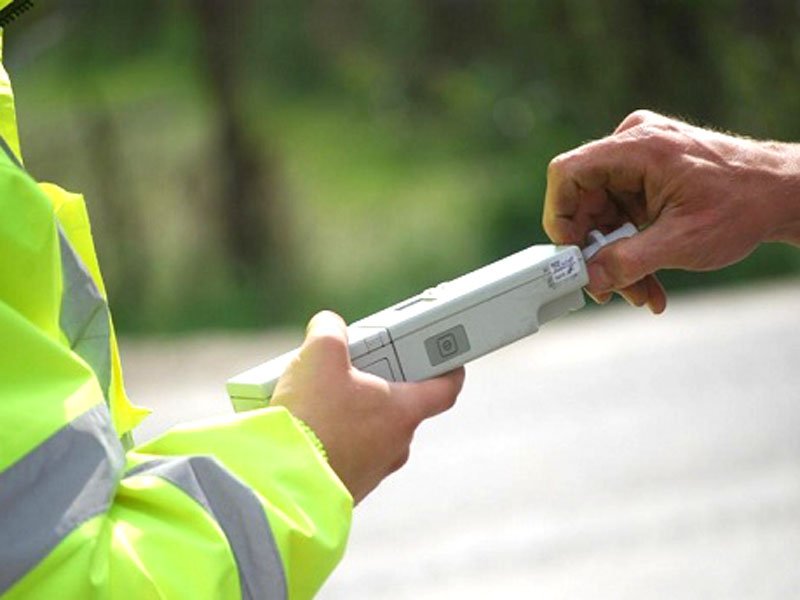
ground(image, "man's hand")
xmin=271 ymin=311 xmax=465 ymax=505
xmin=543 ymin=109 xmax=800 ymax=313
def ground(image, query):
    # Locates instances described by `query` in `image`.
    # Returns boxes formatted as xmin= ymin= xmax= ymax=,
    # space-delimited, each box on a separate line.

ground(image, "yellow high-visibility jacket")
xmin=0 ymin=8 xmax=352 ymax=599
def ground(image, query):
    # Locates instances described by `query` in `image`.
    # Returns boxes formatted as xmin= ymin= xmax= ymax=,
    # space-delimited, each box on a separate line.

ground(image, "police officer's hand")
xmin=271 ymin=311 xmax=464 ymax=505
xmin=543 ymin=109 xmax=800 ymax=313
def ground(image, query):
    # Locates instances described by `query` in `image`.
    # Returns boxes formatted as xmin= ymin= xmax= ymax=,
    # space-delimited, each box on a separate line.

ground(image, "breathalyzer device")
xmin=226 ymin=223 xmax=637 ymax=412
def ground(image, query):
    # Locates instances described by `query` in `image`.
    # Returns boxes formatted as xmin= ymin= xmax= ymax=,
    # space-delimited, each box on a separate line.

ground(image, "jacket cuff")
xmin=291 ymin=416 xmax=329 ymax=463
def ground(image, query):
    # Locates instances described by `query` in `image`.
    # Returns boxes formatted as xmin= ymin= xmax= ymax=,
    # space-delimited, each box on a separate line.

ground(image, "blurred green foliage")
xmin=6 ymin=0 xmax=800 ymax=332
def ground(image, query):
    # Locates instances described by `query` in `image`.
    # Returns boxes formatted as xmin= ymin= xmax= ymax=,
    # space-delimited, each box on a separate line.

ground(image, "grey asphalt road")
xmin=122 ymin=281 xmax=800 ymax=599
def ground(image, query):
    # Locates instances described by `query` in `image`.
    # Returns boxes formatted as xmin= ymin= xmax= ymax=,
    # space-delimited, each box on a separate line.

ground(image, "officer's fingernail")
xmin=587 ymin=263 xmax=611 ymax=292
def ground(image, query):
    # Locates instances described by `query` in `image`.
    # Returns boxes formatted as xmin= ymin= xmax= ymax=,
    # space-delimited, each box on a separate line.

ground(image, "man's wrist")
xmin=758 ymin=142 xmax=800 ymax=245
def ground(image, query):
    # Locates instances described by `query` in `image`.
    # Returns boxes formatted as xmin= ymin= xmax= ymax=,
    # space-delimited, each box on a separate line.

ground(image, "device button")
xmin=424 ymin=324 xmax=471 ymax=367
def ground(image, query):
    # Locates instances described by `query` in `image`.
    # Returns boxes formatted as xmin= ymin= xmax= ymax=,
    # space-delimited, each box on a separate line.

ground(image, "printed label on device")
xmin=549 ymin=255 xmax=579 ymax=284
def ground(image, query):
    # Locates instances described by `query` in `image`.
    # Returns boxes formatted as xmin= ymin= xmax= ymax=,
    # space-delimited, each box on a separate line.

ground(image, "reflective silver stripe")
xmin=0 ymin=134 xmax=22 ymax=168
xmin=0 ymin=132 xmax=113 ymax=401
xmin=126 ymin=457 xmax=287 ymax=600
xmin=0 ymin=403 xmax=124 ymax=594
xmin=58 ymin=226 xmax=112 ymax=400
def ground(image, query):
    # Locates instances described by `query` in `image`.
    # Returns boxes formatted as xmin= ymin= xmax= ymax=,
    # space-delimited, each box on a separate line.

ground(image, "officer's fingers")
xmin=394 ymin=368 xmax=465 ymax=426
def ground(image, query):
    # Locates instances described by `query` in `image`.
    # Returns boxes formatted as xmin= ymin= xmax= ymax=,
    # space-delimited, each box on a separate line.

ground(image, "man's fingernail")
xmin=594 ymin=292 xmax=612 ymax=305
xmin=587 ymin=263 xmax=611 ymax=292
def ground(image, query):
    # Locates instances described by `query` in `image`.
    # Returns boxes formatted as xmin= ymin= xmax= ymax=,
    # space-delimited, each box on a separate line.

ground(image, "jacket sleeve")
xmin=0 ymin=149 xmax=352 ymax=599
xmin=121 ymin=409 xmax=353 ymax=600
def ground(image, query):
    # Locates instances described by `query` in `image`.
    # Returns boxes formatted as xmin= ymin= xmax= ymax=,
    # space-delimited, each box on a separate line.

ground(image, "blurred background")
xmin=5 ymin=2 xmax=800 ymax=598
xmin=5 ymin=0 xmax=800 ymax=332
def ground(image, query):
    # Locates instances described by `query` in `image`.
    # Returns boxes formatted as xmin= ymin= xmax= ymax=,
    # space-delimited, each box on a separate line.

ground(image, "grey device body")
xmin=227 ymin=243 xmax=589 ymax=412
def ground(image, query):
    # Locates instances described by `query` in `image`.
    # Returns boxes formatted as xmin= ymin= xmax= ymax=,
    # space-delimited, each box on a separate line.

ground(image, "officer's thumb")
xmin=396 ymin=368 xmax=465 ymax=425
xmin=586 ymin=224 xmax=672 ymax=294
xmin=301 ymin=310 xmax=351 ymax=370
